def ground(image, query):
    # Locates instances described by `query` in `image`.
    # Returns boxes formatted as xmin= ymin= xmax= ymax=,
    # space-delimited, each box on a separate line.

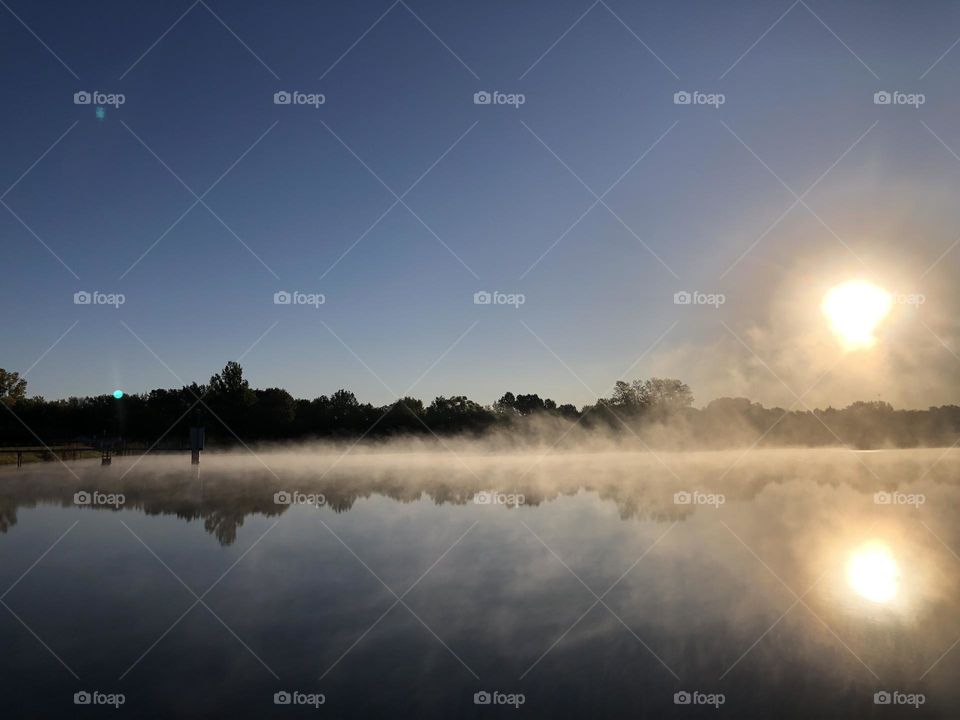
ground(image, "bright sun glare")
xmin=847 ymin=541 xmax=899 ymax=604
xmin=821 ymin=280 xmax=893 ymax=350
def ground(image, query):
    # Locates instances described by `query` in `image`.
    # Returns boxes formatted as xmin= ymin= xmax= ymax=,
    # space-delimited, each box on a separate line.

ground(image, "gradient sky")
xmin=2 ymin=0 xmax=959 ymax=409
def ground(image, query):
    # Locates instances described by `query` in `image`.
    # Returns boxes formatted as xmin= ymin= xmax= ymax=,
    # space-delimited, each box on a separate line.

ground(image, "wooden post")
xmin=190 ymin=427 xmax=204 ymax=465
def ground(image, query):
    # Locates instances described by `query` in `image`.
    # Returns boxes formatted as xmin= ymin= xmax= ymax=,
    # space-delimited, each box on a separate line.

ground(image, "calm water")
xmin=1 ymin=448 xmax=958 ymax=718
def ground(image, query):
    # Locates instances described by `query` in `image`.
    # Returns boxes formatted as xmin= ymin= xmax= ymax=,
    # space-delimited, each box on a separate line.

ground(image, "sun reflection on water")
xmin=847 ymin=540 xmax=899 ymax=604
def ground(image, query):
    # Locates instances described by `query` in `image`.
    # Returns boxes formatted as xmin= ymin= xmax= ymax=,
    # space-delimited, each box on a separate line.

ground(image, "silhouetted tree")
xmin=209 ymin=361 xmax=248 ymax=396
xmin=0 ymin=363 xmax=957 ymax=450
xmin=382 ymin=397 xmax=426 ymax=434
xmin=515 ymin=394 xmax=547 ymax=415
xmin=610 ymin=380 xmax=638 ymax=409
xmin=494 ymin=392 xmax=518 ymax=415
xmin=556 ymin=403 xmax=580 ymax=420
xmin=636 ymin=378 xmax=693 ymax=413
xmin=426 ymin=396 xmax=494 ymax=433
xmin=208 ymin=362 xmax=254 ymax=437
xmin=0 ymin=369 xmax=27 ymax=407
xmin=252 ymin=388 xmax=296 ymax=438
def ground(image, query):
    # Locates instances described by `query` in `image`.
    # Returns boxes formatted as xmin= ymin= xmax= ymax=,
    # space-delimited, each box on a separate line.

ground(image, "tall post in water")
xmin=101 ymin=431 xmax=112 ymax=466
xmin=190 ymin=427 xmax=205 ymax=465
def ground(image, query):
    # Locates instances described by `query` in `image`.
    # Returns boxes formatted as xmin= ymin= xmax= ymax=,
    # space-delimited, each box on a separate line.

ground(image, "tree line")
xmin=1 ymin=363 xmax=958 ymax=449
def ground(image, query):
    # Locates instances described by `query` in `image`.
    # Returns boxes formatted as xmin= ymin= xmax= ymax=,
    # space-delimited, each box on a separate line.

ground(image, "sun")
xmin=847 ymin=541 xmax=898 ymax=603
xmin=822 ymin=280 xmax=893 ymax=350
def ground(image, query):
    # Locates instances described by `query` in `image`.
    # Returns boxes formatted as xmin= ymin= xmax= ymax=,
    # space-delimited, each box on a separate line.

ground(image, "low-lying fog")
xmin=3 ymin=445 xmax=958 ymax=717
xmin=3 ymin=444 xmax=956 ymax=530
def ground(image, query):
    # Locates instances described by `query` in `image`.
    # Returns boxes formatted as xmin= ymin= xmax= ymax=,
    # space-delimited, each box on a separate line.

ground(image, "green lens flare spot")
xmin=96 ymin=106 xmax=106 ymax=120
xmin=113 ymin=390 xmax=124 ymax=399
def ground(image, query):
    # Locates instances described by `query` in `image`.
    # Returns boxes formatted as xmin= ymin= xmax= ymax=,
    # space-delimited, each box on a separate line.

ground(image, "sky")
xmin=2 ymin=0 xmax=959 ymax=409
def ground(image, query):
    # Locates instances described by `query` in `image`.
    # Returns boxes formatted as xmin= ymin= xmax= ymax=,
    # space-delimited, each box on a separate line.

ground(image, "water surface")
xmin=1 ymin=448 xmax=957 ymax=718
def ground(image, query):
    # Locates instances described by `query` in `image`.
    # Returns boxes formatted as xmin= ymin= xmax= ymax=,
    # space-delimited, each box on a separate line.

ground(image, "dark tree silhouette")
xmin=0 ymin=369 xmax=27 ymax=406
xmin=208 ymin=361 xmax=254 ymax=436
xmin=494 ymin=392 xmax=517 ymax=415
xmin=0 ymin=363 xmax=957 ymax=450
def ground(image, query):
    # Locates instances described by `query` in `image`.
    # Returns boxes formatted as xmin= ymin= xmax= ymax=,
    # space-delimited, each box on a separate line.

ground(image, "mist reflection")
xmin=0 ymin=449 xmax=959 ymax=718
xmin=0 ymin=448 xmax=957 ymax=547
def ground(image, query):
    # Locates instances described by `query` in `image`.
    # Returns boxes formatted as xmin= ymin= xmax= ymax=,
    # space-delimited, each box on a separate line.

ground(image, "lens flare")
xmin=847 ymin=541 xmax=898 ymax=603
xmin=822 ymin=280 xmax=893 ymax=350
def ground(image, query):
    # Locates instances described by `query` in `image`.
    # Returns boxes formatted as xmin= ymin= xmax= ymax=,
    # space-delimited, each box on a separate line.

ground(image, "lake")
xmin=1 ymin=447 xmax=957 ymax=718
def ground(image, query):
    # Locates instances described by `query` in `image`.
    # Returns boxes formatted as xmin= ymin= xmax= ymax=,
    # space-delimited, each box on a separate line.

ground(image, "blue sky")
xmin=2 ymin=0 xmax=960 ymax=408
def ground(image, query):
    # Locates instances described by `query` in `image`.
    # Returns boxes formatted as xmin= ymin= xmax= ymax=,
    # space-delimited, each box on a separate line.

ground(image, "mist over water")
xmin=1 ymin=446 xmax=957 ymax=717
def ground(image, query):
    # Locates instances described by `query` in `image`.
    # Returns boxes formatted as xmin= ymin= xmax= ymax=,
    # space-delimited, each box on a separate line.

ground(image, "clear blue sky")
xmin=3 ymin=0 xmax=959 ymax=408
